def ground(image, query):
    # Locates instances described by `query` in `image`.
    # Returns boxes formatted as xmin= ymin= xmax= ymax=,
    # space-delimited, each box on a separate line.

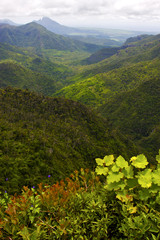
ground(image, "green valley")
xmin=0 ymin=25 xmax=160 ymax=165
xmin=0 ymin=18 xmax=160 ymax=240
xmin=51 ymin=33 xmax=160 ymax=160
xmin=0 ymin=42 xmax=87 ymax=95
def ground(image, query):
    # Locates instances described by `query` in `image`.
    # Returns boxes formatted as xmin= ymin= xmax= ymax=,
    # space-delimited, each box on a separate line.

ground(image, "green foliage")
xmin=1 ymin=33 xmax=160 ymax=163
xmin=1 ymin=27 xmax=160 ymax=239
xmin=52 ymin=35 xmax=160 ymax=159
xmin=0 ymin=22 xmax=101 ymax=52
xmin=95 ymin=151 xmax=160 ymax=202
xmin=0 ymin=191 xmax=11 ymax=209
xmin=124 ymin=34 xmax=151 ymax=45
xmin=0 ymin=87 xmax=137 ymax=194
xmin=0 ymin=169 xmax=110 ymax=240
xmin=81 ymin=47 xmax=121 ymax=65
xmin=130 ymin=154 xmax=149 ymax=168
xmin=1 ymin=151 xmax=160 ymax=239
xmin=0 ymin=43 xmax=75 ymax=96
xmin=99 ymin=71 xmax=160 ymax=160
xmin=1 ymin=32 xmax=160 ymax=162
xmin=95 ymin=150 xmax=160 ymax=239
xmin=54 ymin=57 xmax=160 ymax=109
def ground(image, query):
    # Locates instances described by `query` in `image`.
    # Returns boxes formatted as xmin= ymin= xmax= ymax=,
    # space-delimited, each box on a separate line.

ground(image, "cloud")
xmin=1 ymin=0 xmax=160 ymax=29
xmin=114 ymin=0 xmax=160 ymax=19
xmin=74 ymin=0 xmax=114 ymax=14
xmin=0 ymin=0 xmax=117 ymax=17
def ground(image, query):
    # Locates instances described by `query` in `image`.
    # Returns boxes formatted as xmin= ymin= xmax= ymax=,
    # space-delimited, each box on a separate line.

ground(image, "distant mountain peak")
xmin=37 ymin=17 xmax=61 ymax=26
xmin=0 ymin=21 xmax=100 ymax=52
xmin=35 ymin=17 xmax=79 ymax=35
xmin=0 ymin=19 xmax=19 ymax=26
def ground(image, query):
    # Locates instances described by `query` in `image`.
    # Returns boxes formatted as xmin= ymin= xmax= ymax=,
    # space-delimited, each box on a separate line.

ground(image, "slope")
xmin=99 ymin=75 xmax=160 ymax=159
xmin=81 ymin=34 xmax=152 ymax=65
xmin=51 ymin=33 xmax=160 ymax=159
xmin=53 ymin=58 xmax=160 ymax=107
xmin=36 ymin=17 xmax=81 ymax=35
xmin=36 ymin=17 xmax=150 ymax=47
xmin=0 ymin=87 xmax=138 ymax=194
xmin=81 ymin=47 xmax=121 ymax=65
xmin=0 ymin=19 xmax=18 ymax=26
xmin=0 ymin=22 xmax=101 ymax=52
xmin=53 ymin=34 xmax=160 ymax=108
xmin=0 ymin=42 xmax=75 ymax=95
xmin=0 ymin=60 xmax=62 ymax=95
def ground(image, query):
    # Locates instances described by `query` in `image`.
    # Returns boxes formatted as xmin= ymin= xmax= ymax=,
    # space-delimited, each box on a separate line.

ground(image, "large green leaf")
xmin=95 ymin=155 xmax=114 ymax=167
xmin=137 ymin=169 xmax=152 ymax=188
xmin=116 ymin=155 xmax=128 ymax=169
xmin=122 ymin=165 xmax=134 ymax=179
xmin=95 ymin=166 xmax=108 ymax=176
xmin=111 ymin=164 xmax=120 ymax=172
xmin=95 ymin=158 xmax=104 ymax=166
xmin=107 ymin=171 xmax=124 ymax=184
xmin=105 ymin=180 xmax=126 ymax=191
xmin=103 ymin=155 xmax=114 ymax=166
xmin=152 ymin=168 xmax=160 ymax=186
xmin=130 ymin=154 xmax=148 ymax=169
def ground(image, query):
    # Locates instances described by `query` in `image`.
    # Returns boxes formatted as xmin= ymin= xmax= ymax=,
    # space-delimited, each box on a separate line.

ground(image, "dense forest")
xmin=0 ymin=20 xmax=160 ymax=239
xmin=0 ymin=87 xmax=138 ymax=194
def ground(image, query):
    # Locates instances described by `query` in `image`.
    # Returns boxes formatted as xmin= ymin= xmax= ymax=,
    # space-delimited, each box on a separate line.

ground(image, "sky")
xmin=0 ymin=0 xmax=160 ymax=32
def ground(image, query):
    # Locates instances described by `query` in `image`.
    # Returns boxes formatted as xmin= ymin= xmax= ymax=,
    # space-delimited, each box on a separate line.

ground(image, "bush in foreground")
xmin=0 ymin=151 xmax=160 ymax=239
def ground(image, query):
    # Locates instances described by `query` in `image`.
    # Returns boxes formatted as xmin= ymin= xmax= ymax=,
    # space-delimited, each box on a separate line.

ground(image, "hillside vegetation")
xmin=1 ymin=151 xmax=160 ymax=239
xmin=99 ymin=75 xmax=160 ymax=158
xmin=0 ymin=22 xmax=101 ymax=52
xmin=54 ymin=58 xmax=160 ymax=107
xmin=0 ymin=32 xmax=159 ymax=161
xmin=0 ymin=42 xmax=85 ymax=95
xmin=51 ymin=34 xmax=160 ymax=159
xmin=54 ymin=34 xmax=160 ymax=104
xmin=0 ymin=87 xmax=138 ymax=194
xmin=0 ymin=21 xmax=160 ymax=239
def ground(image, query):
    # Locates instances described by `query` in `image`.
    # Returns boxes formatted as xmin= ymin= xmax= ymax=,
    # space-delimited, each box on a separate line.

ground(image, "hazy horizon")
xmin=1 ymin=0 xmax=160 ymax=32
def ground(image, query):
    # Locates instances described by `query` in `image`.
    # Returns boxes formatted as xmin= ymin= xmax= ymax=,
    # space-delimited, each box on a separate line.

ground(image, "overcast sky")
xmin=1 ymin=0 xmax=160 ymax=32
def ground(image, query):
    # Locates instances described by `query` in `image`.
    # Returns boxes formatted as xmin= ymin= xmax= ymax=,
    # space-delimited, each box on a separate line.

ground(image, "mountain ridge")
xmin=50 ymin=33 xmax=160 ymax=159
xmin=0 ymin=26 xmax=160 ymax=169
xmin=0 ymin=19 xmax=19 ymax=26
xmin=0 ymin=22 xmax=101 ymax=52
xmin=35 ymin=17 xmax=148 ymax=47
xmin=0 ymin=42 xmax=75 ymax=95
xmin=35 ymin=17 xmax=82 ymax=35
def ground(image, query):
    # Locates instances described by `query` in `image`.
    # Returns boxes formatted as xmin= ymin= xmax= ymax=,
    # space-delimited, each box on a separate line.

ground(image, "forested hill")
xmin=0 ymin=29 xmax=159 ymax=194
xmin=54 ymin=33 xmax=160 ymax=108
xmin=0 ymin=22 xmax=101 ymax=52
xmin=0 ymin=42 xmax=75 ymax=95
xmin=81 ymin=34 xmax=153 ymax=65
xmin=99 ymin=74 xmax=160 ymax=158
xmin=52 ymin=33 xmax=160 ymax=160
xmin=0 ymin=87 xmax=138 ymax=194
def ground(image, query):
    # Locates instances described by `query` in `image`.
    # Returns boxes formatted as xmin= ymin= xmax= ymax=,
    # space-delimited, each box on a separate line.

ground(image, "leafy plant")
xmin=0 ymin=169 xmax=110 ymax=239
xmin=95 ymin=150 xmax=160 ymax=239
